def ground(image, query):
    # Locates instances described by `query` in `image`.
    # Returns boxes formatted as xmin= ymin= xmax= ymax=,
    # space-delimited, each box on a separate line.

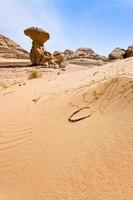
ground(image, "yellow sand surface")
xmin=0 ymin=58 xmax=133 ymax=199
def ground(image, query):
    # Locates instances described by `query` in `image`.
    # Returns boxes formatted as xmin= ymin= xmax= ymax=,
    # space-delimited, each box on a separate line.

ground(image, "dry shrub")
xmin=28 ymin=69 xmax=42 ymax=80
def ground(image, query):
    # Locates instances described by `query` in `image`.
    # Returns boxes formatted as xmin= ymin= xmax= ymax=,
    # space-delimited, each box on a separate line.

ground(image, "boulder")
xmin=64 ymin=49 xmax=74 ymax=55
xmin=74 ymin=48 xmax=107 ymax=62
xmin=76 ymin=47 xmax=95 ymax=54
xmin=125 ymin=45 xmax=133 ymax=58
xmin=75 ymin=48 xmax=96 ymax=58
xmin=64 ymin=47 xmax=107 ymax=66
xmin=64 ymin=49 xmax=74 ymax=59
xmin=0 ymin=34 xmax=29 ymax=59
xmin=53 ymin=51 xmax=64 ymax=68
xmin=108 ymin=48 xmax=126 ymax=60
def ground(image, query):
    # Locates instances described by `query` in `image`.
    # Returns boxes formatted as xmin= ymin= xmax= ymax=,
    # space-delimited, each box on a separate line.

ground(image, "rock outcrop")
xmin=108 ymin=48 xmax=126 ymax=60
xmin=75 ymin=48 xmax=96 ymax=58
xmin=24 ymin=27 xmax=51 ymax=66
xmin=67 ymin=58 xmax=104 ymax=66
xmin=64 ymin=49 xmax=74 ymax=59
xmin=24 ymin=27 xmax=65 ymax=68
xmin=125 ymin=45 xmax=133 ymax=58
xmin=64 ymin=47 xmax=107 ymax=66
xmin=53 ymin=51 xmax=65 ymax=68
xmin=0 ymin=34 xmax=29 ymax=59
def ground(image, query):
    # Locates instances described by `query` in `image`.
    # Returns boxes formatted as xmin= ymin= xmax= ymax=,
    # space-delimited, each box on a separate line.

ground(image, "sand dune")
xmin=0 ymin=58 xmax=133 ymax=199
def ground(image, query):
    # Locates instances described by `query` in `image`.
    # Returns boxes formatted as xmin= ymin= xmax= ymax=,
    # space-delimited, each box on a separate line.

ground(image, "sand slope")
xmin=0 ymin=58 xmax=133 ymax=199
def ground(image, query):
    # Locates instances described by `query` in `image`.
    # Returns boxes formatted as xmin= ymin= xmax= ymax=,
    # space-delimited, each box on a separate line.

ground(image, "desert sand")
xmin=0 ymin=57 xmax=133 ymax=200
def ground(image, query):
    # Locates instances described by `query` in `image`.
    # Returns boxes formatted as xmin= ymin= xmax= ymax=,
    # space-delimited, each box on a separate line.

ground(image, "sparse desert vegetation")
xmin=28 ymin=69 xmax=42 ymax=79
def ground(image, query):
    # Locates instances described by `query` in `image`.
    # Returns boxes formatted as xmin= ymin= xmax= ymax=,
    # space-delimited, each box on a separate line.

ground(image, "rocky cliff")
xmin=0 ymin=34 xmax=29 ymax=59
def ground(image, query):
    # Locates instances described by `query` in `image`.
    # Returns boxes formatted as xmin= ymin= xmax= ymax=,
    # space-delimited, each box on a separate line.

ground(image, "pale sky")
xmin=0 ymin=0 xmax=133 ymax=55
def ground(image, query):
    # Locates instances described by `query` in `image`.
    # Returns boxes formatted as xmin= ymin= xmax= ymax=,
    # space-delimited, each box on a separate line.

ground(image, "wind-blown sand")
xmin=0 ymin=58 xmax=133 ymax=199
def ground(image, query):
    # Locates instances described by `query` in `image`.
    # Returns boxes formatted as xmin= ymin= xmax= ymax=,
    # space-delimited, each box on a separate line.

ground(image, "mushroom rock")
xmin=24 ymin=27 xmax=50 ymax=43
xmin=24 ymin=27 xmax=50 ymax=65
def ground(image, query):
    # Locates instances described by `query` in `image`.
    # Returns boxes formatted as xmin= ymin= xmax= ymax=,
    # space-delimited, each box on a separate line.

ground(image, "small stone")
xmin=61 ymin=68 xmax=66 ymax=71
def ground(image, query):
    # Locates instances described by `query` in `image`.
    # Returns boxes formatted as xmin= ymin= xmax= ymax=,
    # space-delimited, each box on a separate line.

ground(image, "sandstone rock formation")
xmin=75 ymin=48 xmax=107 ymax=61
xmin=24 ymin=27 xmax=50 ymax=43
xmin=53 ymin=51 xmax=64 ymax=68
xmin=67 ymin=58 xmax=104 ymax=66
xmin=64 ymin=49 xmax=74 ymax=59
xmin=75 ymin=48 xmax=95 ymax=58
xmin=64 ymin=48 xmax=107 ymax=61
xmin=108 ymin=48 xmax=126 ymax=60
xmin=64 ymin=47 xmax=107 ymax=66
xmin=24 ymin=27 xmax=51 ymax=66
xmin=0 ymin=34 xmax=29 ymax=59
xmin=125 ymin=45 xmax=133 ymax=58
xmin=24 ymin=27 xmax=65 ymax=68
